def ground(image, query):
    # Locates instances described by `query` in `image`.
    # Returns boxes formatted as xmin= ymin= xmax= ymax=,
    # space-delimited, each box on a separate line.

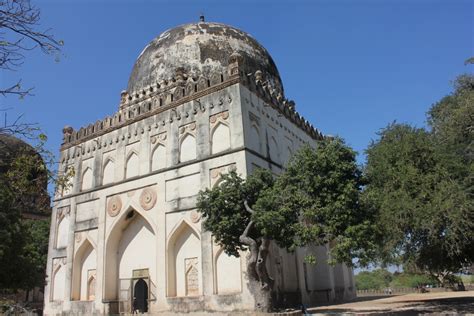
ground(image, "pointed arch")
xmin=125 ymin=151 xmax=139 ymax=178
xmin=52 ymin=262 xmax=65 ymax=301
xmin=71 ymin=238 xmax=96 ymax=301
xmin=151 ymin=143 xmax=166 ymax=171
xmin=214 ymin=247 xmax=242 ymax=294
xmin=62 ymin=166 xmax=74 ymax=196
xmin=55 ymin=215 xmax=69 ymax=249
xmin=211 ymin=121 xmax=230 ymax=154
xmin=102 ymin=157 xmax=115 ymax=185
xmin=104 ymin=206 xmax=157 ymax=301
xmin=179 ymin=133 xmax=196 ymax=162
xmin=166 ymin=218 xmax=201 ymax=297
xmin=269 ymin=136 xmax=280 ymax=163
xmin=81 ymin=167 xmax=93 ymax=191
xmin=87 ymin=273 xmax=96 ymax=301
xmin=249 ymin=123 xmax=261 ymax=154
xmin=286 ymin=146 xmax=293 ymax=162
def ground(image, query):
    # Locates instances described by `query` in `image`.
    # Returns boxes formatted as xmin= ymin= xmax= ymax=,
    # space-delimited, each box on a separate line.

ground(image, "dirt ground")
xmin=309 ymin=291 xmax=474 ymax=315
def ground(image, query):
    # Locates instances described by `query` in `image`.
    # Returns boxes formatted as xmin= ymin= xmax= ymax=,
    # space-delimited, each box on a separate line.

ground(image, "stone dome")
xmin=127 ymin=21 xmax=283 ymax=94
xmin=0 ymin=134 xmax=50 ymax=216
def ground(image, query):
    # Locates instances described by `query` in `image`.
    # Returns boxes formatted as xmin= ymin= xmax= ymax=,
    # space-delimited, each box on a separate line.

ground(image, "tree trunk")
xmin=240 ymin=201 xmax=274 ymax=311
xmin=256 ymin=237 xmax=273 ymax=289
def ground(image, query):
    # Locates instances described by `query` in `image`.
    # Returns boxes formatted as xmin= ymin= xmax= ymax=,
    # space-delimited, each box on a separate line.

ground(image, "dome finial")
xmin=199 ymin=13 xmax=205 ymax=22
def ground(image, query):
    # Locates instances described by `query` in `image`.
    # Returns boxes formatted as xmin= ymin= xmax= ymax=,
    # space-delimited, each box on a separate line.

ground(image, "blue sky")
xmin=2 ymin=0 xmax=473 ymax=166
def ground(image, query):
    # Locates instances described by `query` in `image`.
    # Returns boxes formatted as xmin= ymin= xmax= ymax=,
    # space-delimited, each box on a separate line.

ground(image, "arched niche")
xmin=179 ymin=134 xmax=196 ymax=162
xmin=81 ymin=167 xmax=93 ymax=191
xmin=52 ymin=263 xmax=66 ymax=301
xmin=269 ymin=136 xmax=279 ymax=163
xmin=125 ymin=152 xmax=140 ymax=178
xmin=56 ymin=215 xmax=69 ymax=249
xmin=102 ymin=158 xmax=115 ymax=185
xmin=87 ymin=273 xmax=97 ymax=301
xmin=286 ymin=146 xmax=293 ymax=164
xmin=62 ymin=167 xmax=74 ymax=196
xmin=214 ymin=248 xmax=241 ymax=294
xmin=104 ymin=208 xmax=156 ymax=301
xmin=249 ymin=124 xmax=261 ymax=154
xmin=166 ymin=219 xmax=201 ymax=297
xmin=151 ymin=144 xmax=166 ymax=171
xmin=71 ymin=239 xmax=97 ymax=301
xmin=211 ymin=122 xmax=230 ymax=154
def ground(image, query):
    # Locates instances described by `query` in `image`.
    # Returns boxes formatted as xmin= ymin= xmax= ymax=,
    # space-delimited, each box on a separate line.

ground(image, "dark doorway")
xmin=133 ymin=278 xmax=148 ymax=313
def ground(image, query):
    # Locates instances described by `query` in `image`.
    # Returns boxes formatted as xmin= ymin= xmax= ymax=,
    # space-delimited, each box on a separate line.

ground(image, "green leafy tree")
xmin=363 ymin=75 xmax=474 ymax=286
xmin=355 ymin=269 xmax=392 ymax=290
xmin=198 ymin=138 xmax=375 ymax=310
xmin=0 ymin=136 xmax=51 ymax=290
xmin=0 ymin=0 xmax=66 ymax=295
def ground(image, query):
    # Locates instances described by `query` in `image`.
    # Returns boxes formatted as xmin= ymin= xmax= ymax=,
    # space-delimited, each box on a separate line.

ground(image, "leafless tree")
xmin=0 ymin=0 xmax=62 ymax=98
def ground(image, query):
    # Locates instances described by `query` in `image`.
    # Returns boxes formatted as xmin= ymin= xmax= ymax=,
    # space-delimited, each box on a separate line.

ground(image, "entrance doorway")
xmin=133 ymin=278 xmax=148 ymax=313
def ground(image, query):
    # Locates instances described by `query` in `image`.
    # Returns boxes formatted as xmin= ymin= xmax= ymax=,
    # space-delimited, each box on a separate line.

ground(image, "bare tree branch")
xmin=1 ymin=0 xmax=63 ymax=98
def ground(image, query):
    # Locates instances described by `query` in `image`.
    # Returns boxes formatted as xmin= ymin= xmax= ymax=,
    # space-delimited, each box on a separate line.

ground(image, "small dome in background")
xmin=0 ymin=134 xmax=50 ymax=218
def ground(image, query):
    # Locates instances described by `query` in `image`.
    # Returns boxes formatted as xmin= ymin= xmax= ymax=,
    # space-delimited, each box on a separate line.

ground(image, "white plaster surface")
xmin=211 ymin=123 xmax=230 ymax=154
xmin=118 ymin=215 xmax=156 ymax=281
xmin=165 ymin=173 xmax=200 ymax=201
xmin=151 ymin=144 xmax=167 ymax=171
xmin=56 ymin=216 xmax=69 ymax=249
xmin=125 ymin=152 xmax=140 ymax=178
xmin=52 ymin=264 xmax=65 ymax=301
xmin=216 ymin=250 xmax=241 ymax=294
xmin=180 ymin=134 xmax=196 ymax=162
xmin=102 ymin=159 xmax=114 ymax=185
xmin=80 ymin=245 xmax=96 ymax=300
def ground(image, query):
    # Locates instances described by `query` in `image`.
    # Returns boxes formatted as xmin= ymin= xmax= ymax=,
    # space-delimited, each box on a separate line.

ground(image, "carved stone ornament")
xmin=179 ymin=122 xmax=197 ymax=137
xmin=190 ymin=210 xmax=201 ymax=223
xmin=75 ymin=232 xmax=82 ymax=243
xmin=107 ymin=196 xmax=122 ymax=217
xmin=140 ymin=187 xmax=157 ymax=211
xmin=209 ymin=111 xmax=229 ymax=128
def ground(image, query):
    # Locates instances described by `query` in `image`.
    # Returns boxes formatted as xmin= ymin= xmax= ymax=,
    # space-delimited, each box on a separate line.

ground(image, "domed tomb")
xmin=127 ymin=22 xmax=283 ymax=94
xmin=0 ymin=134 xmax=50 ymax=217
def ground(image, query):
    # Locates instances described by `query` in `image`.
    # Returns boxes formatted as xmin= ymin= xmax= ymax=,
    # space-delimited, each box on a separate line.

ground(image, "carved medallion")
xmin=107 ymin=196 xmax=122 ymax=217
xmin=140 ymin=188 xmax=157 ymax=211
xmin=190 ymin=210 xmax=201 ymax=223
xmin=75 ymin=232 xmax=82 ymax=243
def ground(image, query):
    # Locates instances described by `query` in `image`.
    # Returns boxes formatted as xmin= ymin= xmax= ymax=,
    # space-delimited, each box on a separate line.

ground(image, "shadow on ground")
xmin=310 ymin=296 xmax=474 ymax=315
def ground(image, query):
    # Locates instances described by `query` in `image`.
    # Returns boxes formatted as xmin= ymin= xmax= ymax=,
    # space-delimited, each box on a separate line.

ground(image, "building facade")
xmin=44 ymin=21 xmax=355 ymax=315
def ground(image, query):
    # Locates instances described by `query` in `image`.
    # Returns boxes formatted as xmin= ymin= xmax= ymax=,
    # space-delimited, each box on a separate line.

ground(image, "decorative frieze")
xmin=60 ymin=65 xmax=323 ymax=151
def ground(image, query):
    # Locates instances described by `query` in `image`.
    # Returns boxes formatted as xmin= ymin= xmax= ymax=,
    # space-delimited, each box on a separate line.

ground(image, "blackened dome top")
xmin=127 ymin=22 xmax=283 ymax=93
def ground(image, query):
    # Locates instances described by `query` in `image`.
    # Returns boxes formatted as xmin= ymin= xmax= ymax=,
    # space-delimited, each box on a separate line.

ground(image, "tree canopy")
xmin=0 ymin=138 xmax=50 ymax=290
xmin=363 ymin=74 xmax=474 ymax=285
xmin=198 ymin=138 xmax=375 ymax=309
